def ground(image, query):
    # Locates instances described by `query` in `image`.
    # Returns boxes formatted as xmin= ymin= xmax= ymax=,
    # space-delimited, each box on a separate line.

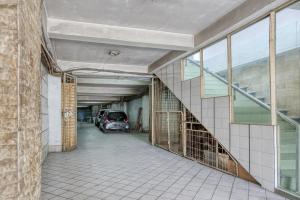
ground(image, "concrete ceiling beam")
xmin=58 ymin=60 xmax=149 ymax=74
xmin=77 ymin=101 xmax=111 ymax=103
xmin=48 ymin=18 xmax=194 ymax=51
xmin=75 ymin=73 xmax=153 ymax=79
xmin=77 ymin=93 xmax=132 ymax=97
xmin=77 ymin=78 xmax=150 ymax=87
xmin=77 ymin=86 xmax=144 ymax=96
xmin=77 ymin=96 xmax=121 ymax=101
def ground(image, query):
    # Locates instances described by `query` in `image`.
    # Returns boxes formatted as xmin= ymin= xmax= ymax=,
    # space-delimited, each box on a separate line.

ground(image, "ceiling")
xmin=53 ymin=39 xmax=169 ymax=66
xmin=45 ymin=0 xmax=246 ymax=34
xmin=44 ymin=0 xmax=247 ymax=106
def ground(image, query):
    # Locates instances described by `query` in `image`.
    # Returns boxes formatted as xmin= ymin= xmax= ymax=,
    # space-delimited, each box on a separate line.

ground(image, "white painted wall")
xmin=127 ymin=95 xmax=149 ymax=131
xmin=41 ymin=64 xmax=49 ymax=162
xmin=127 ymin=98 xmax=142 ymax=129
xmin=142 ymin=95 xmax=150 ymax=131
xmin=48 ymin=75 xmax=62 ymax=152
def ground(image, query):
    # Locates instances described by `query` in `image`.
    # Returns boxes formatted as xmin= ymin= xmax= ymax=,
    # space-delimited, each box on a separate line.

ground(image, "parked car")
xmin=99 ymin=110 xmax=130 ymax=133
xmin=95 ymin=109 xmax=108 ymax=127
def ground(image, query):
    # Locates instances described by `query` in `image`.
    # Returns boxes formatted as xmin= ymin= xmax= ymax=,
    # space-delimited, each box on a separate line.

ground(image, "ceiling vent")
xmin=108 ymin=49 xmax=120 ymax=56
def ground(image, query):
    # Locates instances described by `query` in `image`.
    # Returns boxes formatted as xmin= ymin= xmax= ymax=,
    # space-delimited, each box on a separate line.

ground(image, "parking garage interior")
xmin=1 ymin=0 xmax=300 ymax=200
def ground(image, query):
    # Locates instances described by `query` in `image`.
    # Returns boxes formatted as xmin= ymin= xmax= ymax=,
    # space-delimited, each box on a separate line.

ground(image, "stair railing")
xmin=187 ymin=59 xmax=300 ymax=130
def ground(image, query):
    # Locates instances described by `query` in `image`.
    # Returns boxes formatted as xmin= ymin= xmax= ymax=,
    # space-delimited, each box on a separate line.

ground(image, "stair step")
xmin=278 ymin=109 xmax=289 ymax=115
xmin=290 ymin=117 xmax=300 ymax=123
xmin=248 ymin=91 xmax=256 ymax=96
xmin=233 ymin=82 xmax=239 ymax=87
xmin=220 ymin=74 xmax=226 ymax=79
xmin=240 ymin=86 xmax=248 ymax=91
xmin=280 ymin=169 xmax=297 ymax=174
xmin=280 ymin=153 xmax=297 ymax=160
xmin=280 ymin=144 xmax=297 ymax=153
xmin=257 ymin=97 xmax=265 ymax=102
xmin=280 ymin=159 xmax=297 ymax=168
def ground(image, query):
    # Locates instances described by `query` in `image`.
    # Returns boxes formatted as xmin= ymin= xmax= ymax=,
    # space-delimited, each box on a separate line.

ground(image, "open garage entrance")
xmin=76 ymin=75 xmax=151 ymax=135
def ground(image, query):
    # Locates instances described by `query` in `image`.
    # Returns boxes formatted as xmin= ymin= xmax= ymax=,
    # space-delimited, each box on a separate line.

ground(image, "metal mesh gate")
xmin=155 ymin=112 xmax=168 ymax=150
xmin=185 ymin=111 xmax=238 ymax=175
xmin=169 ymin=112 xmax=183 ymax=154
xmin=153 ymin=78 xmax=183 ymax=154
xmin=155 ymin=111 xmax=183 ymax=154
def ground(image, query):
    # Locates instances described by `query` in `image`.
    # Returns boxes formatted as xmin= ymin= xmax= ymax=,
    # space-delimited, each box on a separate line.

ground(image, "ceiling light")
xmin=108 ymin=49 xmax=120 ymax=56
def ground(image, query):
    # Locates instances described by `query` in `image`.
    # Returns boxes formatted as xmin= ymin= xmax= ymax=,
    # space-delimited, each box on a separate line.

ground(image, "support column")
xmin=269 ymin=12 xmax=277 ymax=126
xmin=227 ymin=35 xmax=233 ymax=123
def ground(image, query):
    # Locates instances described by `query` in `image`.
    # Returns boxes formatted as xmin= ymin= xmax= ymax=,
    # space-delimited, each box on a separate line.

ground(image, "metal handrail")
xmin=187 ymin=59 xmax=300 ymax=128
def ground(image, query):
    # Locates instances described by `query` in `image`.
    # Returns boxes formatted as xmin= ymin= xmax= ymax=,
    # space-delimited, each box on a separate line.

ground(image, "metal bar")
xmin=151 ymin=77 xmax=155 ymax=145
xmin=183 ymin=108 xmax=187 ymax=156
xmin=167 ymin=112 xmax=171 ymax=150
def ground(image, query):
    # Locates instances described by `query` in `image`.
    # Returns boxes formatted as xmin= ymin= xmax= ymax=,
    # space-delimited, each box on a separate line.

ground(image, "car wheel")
xmin=102 ymin=127 xmax=108 ymax=133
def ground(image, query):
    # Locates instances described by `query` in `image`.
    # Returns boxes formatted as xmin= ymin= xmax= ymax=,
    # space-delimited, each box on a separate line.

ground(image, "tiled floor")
xmin=42 ymin=125 xmax=288 ymax=200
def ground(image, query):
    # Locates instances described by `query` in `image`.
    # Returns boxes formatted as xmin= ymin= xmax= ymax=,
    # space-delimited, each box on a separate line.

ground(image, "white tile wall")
xmin=181 ymin=80 xmax=191 ymax=110
xmin=214 ymin=97 xmax=230 ymax=149
xmin=41 ymin=63 xmax=49 ymax=163
xmin=156 ymin=69 xmax=162 ymax=80
xmin=250 ymin=125 xmax=275 ymax=191
xmin=201 ymin=98 xmax=214 ymax=135
xmin=173 ymin=62 xmax=182 ymax=100
xmin=161 ymin=67 xmax=167 ymax=85
xmin=230 ymin=124 xmax=250 ymax=172
xmin=166 ymin=64 xmax=174 ymax=91
xmin=191 ymin=77 xmax=201 ymax=121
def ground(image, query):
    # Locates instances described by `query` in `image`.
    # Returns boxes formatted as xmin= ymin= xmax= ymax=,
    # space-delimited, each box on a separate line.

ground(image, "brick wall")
xmin=0 ymin=0 xmax=42 ymax=199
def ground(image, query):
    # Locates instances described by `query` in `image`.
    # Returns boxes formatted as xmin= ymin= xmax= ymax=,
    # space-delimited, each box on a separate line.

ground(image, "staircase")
xmin=187 ymin=59 xmax=300 ymax=192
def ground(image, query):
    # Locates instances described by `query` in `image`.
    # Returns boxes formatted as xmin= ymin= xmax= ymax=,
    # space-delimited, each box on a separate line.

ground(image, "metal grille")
xmin=185 ymin=111 xmax=238 ymax=175
xmin=153 ymin=78 xmax=183 ymax=154
xmin=153 ymin=78 xmax=239 ymax=175
xmin=169 ymin=112 xmax=183 ymax=154
xmin=155 ymin=112 xmax=169 ymax=150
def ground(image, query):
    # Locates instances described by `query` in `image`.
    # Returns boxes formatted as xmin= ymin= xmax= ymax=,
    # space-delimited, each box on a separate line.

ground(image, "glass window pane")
xmin=276 ymin=1 xmax=300 ymax=195
xmin=203 ymin=39 xmax=228 ymax=97
xmin=183 ymin=52 xmax=200 ymax=80
xmin=232 ymin=18 xmax=271 ymax=124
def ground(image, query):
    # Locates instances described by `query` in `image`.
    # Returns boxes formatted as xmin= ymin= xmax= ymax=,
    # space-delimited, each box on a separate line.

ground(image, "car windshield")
xmin=107 ymin=112 xmax=126 ymax=121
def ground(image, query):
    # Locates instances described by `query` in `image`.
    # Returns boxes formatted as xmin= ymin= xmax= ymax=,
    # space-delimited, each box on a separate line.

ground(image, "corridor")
xmin=41 ymin=126 xmax=286 ymax=200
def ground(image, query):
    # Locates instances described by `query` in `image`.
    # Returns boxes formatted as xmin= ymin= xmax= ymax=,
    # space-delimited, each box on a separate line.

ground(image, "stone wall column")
xmin=0 ymin=0 xmax=42 ymax=199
